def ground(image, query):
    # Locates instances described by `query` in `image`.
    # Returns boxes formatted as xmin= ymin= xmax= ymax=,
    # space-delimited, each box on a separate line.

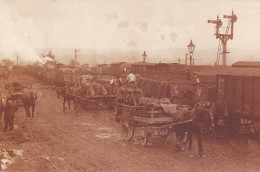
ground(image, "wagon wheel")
xmin=120 ymin=113 xmax=134 ymax=141
xmin=158 ymin=128 xmax=169 ymax=138
xmin=140 ymin=127 xmax=148 ymax=146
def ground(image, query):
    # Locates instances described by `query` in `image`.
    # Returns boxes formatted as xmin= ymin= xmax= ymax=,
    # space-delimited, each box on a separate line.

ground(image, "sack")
xmin=100 ymin=85 xmax=108 ymax=95
xmin=93 ymin=83 xmax=101 ymax=95
xmin=86 ymin=84 xmax=95 ymax=96
xmin=160 ymin=98 xmax=171 ymax=105
xmin=104 ymin=84 xmax=113 ymax=95
xmin=160 ymin=104 xmax=177 ymax=114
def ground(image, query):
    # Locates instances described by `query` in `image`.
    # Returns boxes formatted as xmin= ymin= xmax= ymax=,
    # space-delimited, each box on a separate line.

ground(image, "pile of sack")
xmin=138 ymin=97 xmax=189 ymax=122
xmin=82 ymin=79 xmax=119 ymax=97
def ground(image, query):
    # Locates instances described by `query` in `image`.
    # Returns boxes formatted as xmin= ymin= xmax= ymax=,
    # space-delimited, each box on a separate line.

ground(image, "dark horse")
xmin=56 ymin=87 xmax=76 ymax=111
xmin=176 ymin=102 xmax=214 ymax=157
xmin=21 ymin=90 xmax=37 ymax=118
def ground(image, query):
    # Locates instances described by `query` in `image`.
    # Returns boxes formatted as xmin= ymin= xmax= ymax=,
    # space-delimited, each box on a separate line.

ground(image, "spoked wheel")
xmin=120 ymin=113 xmax=134 ymax=141
xmin=140 ymin=127 xmax=148 ymax=146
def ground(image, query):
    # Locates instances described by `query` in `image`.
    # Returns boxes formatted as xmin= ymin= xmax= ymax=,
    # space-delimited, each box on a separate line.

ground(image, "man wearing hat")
xmin=4 ymin=98 xmax=18 ymax=131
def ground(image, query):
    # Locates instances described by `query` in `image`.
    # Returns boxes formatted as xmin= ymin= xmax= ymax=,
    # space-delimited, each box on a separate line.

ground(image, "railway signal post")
xmin=208 ymin=10 xmax=237 ymax=66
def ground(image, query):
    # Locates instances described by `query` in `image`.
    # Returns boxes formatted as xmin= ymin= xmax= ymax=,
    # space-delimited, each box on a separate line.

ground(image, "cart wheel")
xmin=158 ymin=128 xmax=169 ymax=138
xmin=140 ymin=128 xmax=148 ymax=146
xmin=120 ymin=113 xmax=134 ymax=141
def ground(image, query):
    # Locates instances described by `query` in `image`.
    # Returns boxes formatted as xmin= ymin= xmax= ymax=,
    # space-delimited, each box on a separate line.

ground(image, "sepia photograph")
xmin=0 ymin=0 xmax=259 ymax=171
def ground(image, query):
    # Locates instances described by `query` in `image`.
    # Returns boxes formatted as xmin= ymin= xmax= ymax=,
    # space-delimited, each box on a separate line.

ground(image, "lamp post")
xmin=187 ymin=40 xmax=195 ymax=80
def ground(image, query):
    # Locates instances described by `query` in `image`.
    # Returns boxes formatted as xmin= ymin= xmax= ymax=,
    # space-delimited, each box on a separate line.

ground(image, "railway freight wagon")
xmin=169 ymin=81 xmax=216 ymax=104
xmin=217 ymin=67 xmax=260 ymax=125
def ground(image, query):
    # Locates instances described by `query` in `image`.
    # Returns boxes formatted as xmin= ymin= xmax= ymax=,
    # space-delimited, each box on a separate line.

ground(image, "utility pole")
xmin=74 ymin=49 xmax=80 ymax=62
xmin=208 ymin=10 xmax=237 ymax=66
xmin=185 ymin=53 xmax=188 ymax=66
xmin=16 ymin=53 xmax=19 ymax=65
xmin=142 ymin=51 xmax=147 ymax=63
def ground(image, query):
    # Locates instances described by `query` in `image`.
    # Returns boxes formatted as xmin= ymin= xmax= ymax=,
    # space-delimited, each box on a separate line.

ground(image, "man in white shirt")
xmin=127 ymin=73 xmax=136 ymax=84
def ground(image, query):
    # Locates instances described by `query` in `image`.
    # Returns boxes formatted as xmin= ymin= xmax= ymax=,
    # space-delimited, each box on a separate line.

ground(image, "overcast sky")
xmin=0 ymin=0 xmax=260 ymax=63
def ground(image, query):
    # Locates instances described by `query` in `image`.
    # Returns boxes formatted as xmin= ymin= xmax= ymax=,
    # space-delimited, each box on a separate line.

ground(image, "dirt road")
xmin=0 ymin=75 xmax=259 ymax=171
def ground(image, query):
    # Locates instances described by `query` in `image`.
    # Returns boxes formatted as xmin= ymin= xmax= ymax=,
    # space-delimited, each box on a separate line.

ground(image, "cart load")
xmin=115 ymin=85 xmax=143 ymax=103
xmin=80 ymin=79 xmax=119 ymax=97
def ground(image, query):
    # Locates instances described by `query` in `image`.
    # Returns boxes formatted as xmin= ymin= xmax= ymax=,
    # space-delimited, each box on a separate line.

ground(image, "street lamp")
xmin=187 ymin=40 xmax=195 ymax=80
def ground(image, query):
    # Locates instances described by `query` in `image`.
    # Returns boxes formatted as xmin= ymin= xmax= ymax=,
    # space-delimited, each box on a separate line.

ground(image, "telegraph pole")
xmin=142 ymin=51 xmax=147 ymax=63
xmin=16 ymin=53 xmax=19 ymax=65
xmin=74 ymin=49 xmax=80 ymax=62
xmin=208 ymin=10 xmax=237 ymax=66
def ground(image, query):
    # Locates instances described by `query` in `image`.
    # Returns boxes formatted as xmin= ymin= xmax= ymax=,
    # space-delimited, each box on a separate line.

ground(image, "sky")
xmin=0 ymin=0 xmax=260 ymax=64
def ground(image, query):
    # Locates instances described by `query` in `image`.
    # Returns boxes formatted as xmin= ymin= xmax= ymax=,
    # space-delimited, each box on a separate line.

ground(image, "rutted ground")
xmin=0 ymin=75 xmax=259 ymax=171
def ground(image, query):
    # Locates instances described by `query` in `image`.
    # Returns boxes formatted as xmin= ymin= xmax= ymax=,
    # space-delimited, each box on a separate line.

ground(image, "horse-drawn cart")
xmin=118 ymin=103 xmax=192 ymax=146
xmin=3 ymin=82 xmax=32 ymax=106
xmin=68 ymin=94 xmax=116 ymax=110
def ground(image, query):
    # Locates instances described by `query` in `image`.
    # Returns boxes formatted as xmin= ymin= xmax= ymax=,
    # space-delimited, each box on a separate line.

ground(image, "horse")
xmin=21 ymin=90 xmax=37 ymax=118
xmin=175 ymin=102 xmax=215 ymax=157
xmin=56 ymin=87 xmax=76 ymax=111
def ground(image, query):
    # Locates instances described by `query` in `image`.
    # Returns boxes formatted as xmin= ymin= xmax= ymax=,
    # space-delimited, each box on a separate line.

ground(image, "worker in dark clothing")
xmin=4 ymin=98 xmax=18 ymax=131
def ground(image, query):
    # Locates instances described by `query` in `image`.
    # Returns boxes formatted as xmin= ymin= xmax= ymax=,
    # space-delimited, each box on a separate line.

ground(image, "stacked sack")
xmin=82 ymin=79 xmax=119 ymax=97
xmin=138 ymin=97 xmax=178 ymax=116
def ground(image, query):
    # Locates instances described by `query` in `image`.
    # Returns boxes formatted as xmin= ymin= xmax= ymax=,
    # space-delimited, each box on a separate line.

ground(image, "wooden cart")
xmin=118 ymin=103 xmax=192 ymax=146
xmin=68 ymin=94 xmax=116 ymax=110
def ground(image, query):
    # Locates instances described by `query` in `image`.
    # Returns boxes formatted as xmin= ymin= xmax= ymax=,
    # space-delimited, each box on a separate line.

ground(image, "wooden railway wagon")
xmin=169 ymin=81 xmax=216 ymax=104
xmin=217 ymin=67 xmax=260 ymax=126
xmin=110 ymin=62 xmax=127 ymax=76
xmin=132 ymin=62 xmax=187 ymax=81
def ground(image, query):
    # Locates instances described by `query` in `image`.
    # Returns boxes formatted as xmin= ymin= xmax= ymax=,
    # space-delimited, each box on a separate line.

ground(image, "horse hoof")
xmin=188 ymin=154 xmax=194 ymax=158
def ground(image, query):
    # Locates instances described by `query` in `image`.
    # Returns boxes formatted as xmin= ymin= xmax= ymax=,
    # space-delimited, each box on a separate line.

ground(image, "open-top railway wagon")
xmin=217 ymin=67 xmax=260 ymax=133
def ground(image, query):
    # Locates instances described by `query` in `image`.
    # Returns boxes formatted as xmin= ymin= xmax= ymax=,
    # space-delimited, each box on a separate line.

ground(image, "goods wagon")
xmin=217 ymin=67 xmax=260 ymax=125
xmin=170 ymin=81 xmax=215 ymax=104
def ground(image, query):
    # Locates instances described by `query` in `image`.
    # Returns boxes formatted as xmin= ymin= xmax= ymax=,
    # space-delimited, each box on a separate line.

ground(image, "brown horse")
xmin=176 ymin=102 xmax=215 ymax=157
xmin=56 ymin=87 xmax=76 ymax=111
xmin=21 ymin=90 xmax=37 ymax=118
